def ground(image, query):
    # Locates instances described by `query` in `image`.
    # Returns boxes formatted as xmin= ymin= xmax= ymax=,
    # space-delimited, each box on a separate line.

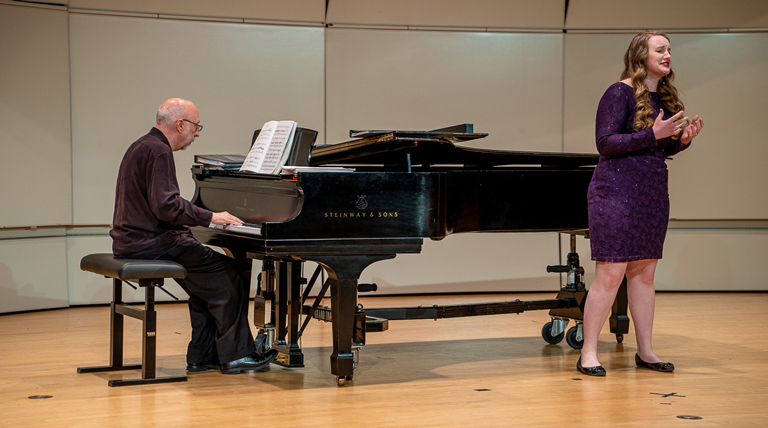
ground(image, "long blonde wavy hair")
xmin=621 ymin=31 xmax=685 ymax=133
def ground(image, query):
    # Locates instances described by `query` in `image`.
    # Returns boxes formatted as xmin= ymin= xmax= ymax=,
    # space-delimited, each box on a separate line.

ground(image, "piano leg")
xmin=311 ymin=254 xmax=396 ymax=386
xmin=609 ymin=276 xmax=630 ymax=343
xmin=330 ymin=277 xmax=357 ymax=385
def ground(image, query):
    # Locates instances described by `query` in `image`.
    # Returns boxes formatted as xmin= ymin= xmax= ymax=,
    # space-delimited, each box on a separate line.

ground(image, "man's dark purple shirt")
xmin=110 ymin=127 xmax=212 ymax=259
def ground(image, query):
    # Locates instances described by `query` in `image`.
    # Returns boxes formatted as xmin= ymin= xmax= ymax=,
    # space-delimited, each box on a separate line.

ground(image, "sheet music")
xmin=240 ymin=121 xmax=278 ymax=173
xmin=261 ymin=121 xmax=297 ymax=174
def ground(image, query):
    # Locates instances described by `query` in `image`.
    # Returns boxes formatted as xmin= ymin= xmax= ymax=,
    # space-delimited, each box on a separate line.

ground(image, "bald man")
xmin=110 ymin=98 xmax=277 ymax=374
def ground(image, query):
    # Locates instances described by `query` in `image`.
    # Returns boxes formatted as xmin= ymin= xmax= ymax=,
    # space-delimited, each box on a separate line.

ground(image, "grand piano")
xmin=190 ymin=125 xmax=630 ymax=385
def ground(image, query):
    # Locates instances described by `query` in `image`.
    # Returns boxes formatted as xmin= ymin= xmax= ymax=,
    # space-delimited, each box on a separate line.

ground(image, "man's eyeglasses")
xmin=182 ymin=118 xmax=203 ymax=132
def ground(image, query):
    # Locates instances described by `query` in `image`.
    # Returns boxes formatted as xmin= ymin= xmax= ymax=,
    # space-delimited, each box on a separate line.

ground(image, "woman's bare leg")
xmin=625 ymin=259 xmax=664 ymax=363
xmin=580 ymin=262 xmax=627 ymax=367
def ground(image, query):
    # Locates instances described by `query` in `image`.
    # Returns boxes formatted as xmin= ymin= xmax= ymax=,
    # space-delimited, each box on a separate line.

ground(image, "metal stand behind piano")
xmin=190 ymin=125 xmax=630 ymax=386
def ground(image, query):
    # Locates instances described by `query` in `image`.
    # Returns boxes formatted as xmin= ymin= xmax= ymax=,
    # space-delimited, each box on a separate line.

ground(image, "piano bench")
xmin=76 ymin=253 xmax=188 ymax=387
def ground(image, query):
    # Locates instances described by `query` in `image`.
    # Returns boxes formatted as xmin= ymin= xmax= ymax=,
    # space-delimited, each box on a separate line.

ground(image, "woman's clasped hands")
xmin=653 ymin=108 xmax=703 ymax=145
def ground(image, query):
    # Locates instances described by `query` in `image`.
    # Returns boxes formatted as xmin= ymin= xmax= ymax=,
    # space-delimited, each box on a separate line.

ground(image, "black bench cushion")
xmin=81 ymin=253 xmax=186 ymax=280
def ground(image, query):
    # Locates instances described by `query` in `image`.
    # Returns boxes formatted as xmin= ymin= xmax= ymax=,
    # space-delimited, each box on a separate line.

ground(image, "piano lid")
xmin=310 ymin=124 xmax=599 ymax=168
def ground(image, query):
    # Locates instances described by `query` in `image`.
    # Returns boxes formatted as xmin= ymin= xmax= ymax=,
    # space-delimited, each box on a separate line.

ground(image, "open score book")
xmin=239 ymin=120 xmax=297 ymax=174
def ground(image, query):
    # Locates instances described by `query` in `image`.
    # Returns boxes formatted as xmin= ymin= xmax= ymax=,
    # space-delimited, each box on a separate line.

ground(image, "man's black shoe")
xmin=186 ymin=360 xmax=220 ymax=372
xmin=220 ymin=349 xmax=278 ymax=374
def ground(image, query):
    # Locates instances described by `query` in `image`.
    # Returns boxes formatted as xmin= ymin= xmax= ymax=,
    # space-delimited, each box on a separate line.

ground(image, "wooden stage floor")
xmin=1 ymin=292 xmax=767 ymax=427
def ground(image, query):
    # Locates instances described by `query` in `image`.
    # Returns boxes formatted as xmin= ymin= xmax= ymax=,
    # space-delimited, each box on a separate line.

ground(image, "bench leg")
xmin=78 ymin=279 xmax=142 ymax=374
xmin=142 ymin=283 xmax=157 ymax=380
xmin=78 ymin=278 xmax=187 ymax=387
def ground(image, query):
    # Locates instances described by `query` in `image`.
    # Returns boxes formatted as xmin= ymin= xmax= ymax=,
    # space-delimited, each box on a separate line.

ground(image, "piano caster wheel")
xmin=565 ymin=326 xmax=583 ymax=349
xmin=541 ymin=321 xmax=564 ymax=345
xmin=336 ymin=375 xmax=352 ymax=387
xmin=616 ymin=334 xmax=624 ymax=343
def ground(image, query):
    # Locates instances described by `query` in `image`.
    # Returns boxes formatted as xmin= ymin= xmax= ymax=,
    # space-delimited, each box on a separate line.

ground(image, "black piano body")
xmin=190 ymin=127 xmax=630 ymax=385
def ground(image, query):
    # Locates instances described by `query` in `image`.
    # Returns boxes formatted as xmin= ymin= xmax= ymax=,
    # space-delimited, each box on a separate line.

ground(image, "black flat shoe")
xmin=577 ymin=357 xmax=606 ymax=376
xmin=635 ymin=353 xmax=674 ymax=372
xmin=186 ymin=360 xmax=219 ymax=372
xmin=221 ymin=349 xmax=278 ymax=374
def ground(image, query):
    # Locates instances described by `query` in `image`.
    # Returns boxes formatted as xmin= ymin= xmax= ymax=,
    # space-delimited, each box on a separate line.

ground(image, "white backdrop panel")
xmin=0 ymin=236 xmax=69 ymax=313
xmin=657 ymin=229 xmax=768 ymax=291
xmin=563 ymin=33 xmax=629 ymax=155
xmin=566 ymin=0 xmax=768 ymax=30
xmin=69 ymin=13 xmax=325 ymax=224
xmin=68 ymin=0 xmax=326 ymax=23
xmin=0 ymin=4 xmax=72 ymax=228
xmin=564 ymin=32 xmax=768 ymax=219
xmin=326 ymin=29 xmax=566 ymax=293
xmin=666 ymin=33 xmax=768 ymax=219
xmin=327 ymin=0 xmax=564 ymax=29
xmin=326 ymin=28 xmax=564 ymax=151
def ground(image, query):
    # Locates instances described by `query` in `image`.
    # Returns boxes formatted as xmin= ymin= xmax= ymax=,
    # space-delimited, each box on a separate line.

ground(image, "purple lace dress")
xmin=587 ymin=82 xmax=690 ymax=262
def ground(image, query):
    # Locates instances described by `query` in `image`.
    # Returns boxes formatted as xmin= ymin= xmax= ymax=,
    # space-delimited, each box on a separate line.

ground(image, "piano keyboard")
xmin=208 ymin=222 xmax=262 ymax=236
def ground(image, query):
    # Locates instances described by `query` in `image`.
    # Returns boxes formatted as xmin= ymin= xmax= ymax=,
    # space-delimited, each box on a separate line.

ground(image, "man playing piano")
xmin=109 ymin=97 xmax=277 ymax=374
